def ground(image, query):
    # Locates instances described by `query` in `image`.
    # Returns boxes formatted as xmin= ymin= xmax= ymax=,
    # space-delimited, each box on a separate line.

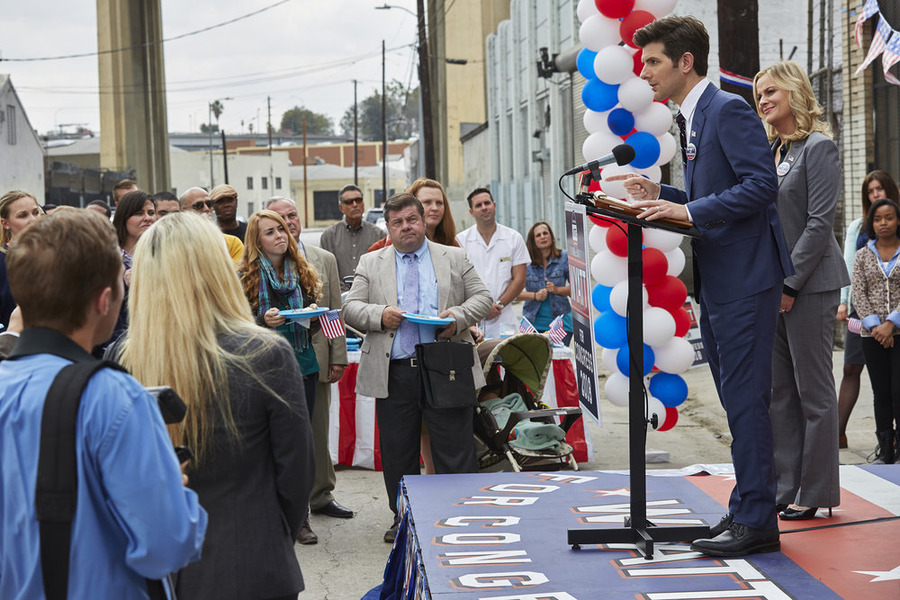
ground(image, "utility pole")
xmin=716 ymin=0 xmax=760 ymax=107
xmin=416 ymin=0 xmax=436 ymax=179
xmin=221 ymin=130 xmax=229 ymax=184
xmin=353 ymin=79 xmax=359 ymax=186
xmin=382 ymin=40 xmax=388 ymax=206
xmin=303 ymin=118 xmax=309 ymax=227
xmin=267 ymin=96 xmax=273 ymax=157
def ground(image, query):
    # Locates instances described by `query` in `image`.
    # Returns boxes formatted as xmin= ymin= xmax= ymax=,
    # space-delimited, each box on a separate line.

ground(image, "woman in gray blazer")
xmin=118 ymin=213 xmax=314 ymax=600
xmin=753 ymin=61 xmax=849 ymax=521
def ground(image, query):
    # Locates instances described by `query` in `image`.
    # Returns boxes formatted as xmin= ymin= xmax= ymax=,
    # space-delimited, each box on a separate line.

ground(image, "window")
xmin=246 ymin=176 xmax=253 ymax=190
xmin=275 ymin=177 xmax=282 ymax=189
xmin=6 ymin=106 xmax=16 ymax=145
xmin=262 ymin=177 xmax=268 ymax=190
xmin=246 ymin=202 xmax=254 ymax=217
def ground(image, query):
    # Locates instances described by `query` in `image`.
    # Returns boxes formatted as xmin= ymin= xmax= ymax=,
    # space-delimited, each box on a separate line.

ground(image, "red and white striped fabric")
xmin=328 ymin=348 xmax=592 ymax=470
xmin=320 ymin=309 xmax=346 ymax=340
xmin=856 ymin=14 xmax=893 ymax=75
xmin=855 ymin=0 xmax=880 ymax=49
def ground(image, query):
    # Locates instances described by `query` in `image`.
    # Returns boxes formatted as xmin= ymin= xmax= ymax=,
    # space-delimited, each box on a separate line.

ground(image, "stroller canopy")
xmin=477 ymin=333 xmax=553 ymax=400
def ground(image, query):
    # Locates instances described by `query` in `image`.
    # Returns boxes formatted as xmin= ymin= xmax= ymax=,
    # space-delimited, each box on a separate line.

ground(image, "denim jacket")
xmin=522 ymin=251 xmax=572 ymax=324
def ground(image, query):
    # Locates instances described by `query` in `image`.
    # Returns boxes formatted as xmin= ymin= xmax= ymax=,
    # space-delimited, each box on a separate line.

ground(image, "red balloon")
xmin=589 ymin=215 xmax=615 ymax=228
xmin=620 ymin=10 xmax=655 ymax=48
xmin=588 ymin=179 xmax=603 ymax=192
xmin=595 ymin=0 xmax=635 ymax=19
xmin=641 ymin=247 xmax=667 ymax=285
xmin=647 ymin=275 xmax=688 ymax=312
xmin=632 ymin=48 xmax=643 ymax=76
xmin=657 ymin=407 xmax=679 ymax=431
xmin=672 ymin=306 xmax=691 ymax=337
xmin=606 ymin=223 xmax=632 ymax=257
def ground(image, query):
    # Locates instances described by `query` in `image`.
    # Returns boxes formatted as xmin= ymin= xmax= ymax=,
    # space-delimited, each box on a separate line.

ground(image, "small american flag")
xmin=855 ymin=0 xmax=880 ymax=49
xmin=883 ymin=28 xmax=900 ymax=80
xmin=320 ymin=309 xmax=346 ymax=340
xmin=856 ymin=14 xmax=893 ymax=75
xmin=519 ymin=316 xmax=538 ymax=334
xmin=546 ymin=315 xmax=567 ymax=345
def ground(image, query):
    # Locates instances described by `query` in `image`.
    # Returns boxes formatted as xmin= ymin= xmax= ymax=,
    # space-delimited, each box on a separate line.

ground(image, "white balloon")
xmin=665 ymin=247 xmax=686 ymax=276
xmin=642 ymin=306 xmax=676 ymax=346
xmin=633 ymin=102 xmax=674 ymax=137
xmin=647 ymin=396 xmax=668 ymax=430
xmin=657 ymin=132 xmax=677 ymax=165
xmin=644 ymin=227 xmax=683 ymax=252
xmin=579 ymin=14 xmax=622 ymax=52
xmin=651 ymin=337 xmax=695 ymax=374
xmin=605 ymin=372 xmax=630 ymax=407
xmin=632 ymin=164 xmax=662 ymax=183
xmin=599 ymin=164 xmax=635 ymax=200
xmin=594 ymin=45 xmax=635 ymax=85
xmin=589 ymin=224 xmax=607 ymax=254
xmin=600 ymin=347 xmax=618 ymax=373
xmin=583 ymin=109 xmax=612 ymax=135
xmin=610 ymin=280 xmax=648 ymax=317
xmin=618 ymin=78 xmax=654 ymax=112
xmin=634 ymin=0 xmax=677 ymax=18
xmin=577 ymin=0 xmax=600 ymax=22
xmin=591 ymin=250 xmax=628 ymax=287
xmin=582 ymin=130 xmax=623 ymax=164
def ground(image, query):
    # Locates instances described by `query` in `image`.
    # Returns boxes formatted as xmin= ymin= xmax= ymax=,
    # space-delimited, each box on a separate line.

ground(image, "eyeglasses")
xmin=215 ymin=196 xmax=237 ymax=204
xmin=191 ymin=200 xmax=215 ymax=211
xmin=341 ymin=197 xmax=363 ymax=205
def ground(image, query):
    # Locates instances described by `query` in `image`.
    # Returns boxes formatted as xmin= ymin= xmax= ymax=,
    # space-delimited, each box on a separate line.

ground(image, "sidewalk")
xmin=295 ymin=349 xmax=875 ymax=599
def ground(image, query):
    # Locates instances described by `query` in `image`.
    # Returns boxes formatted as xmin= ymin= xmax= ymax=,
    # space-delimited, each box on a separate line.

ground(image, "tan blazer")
xmin=343 ymin=240 xmax=492 ymax=398
xmin=304 ymin=244 xmax=348 ymax=371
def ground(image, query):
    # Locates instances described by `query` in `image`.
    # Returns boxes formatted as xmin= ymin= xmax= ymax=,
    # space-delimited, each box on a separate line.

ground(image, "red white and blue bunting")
xmin=855 ymin=0 xmax=900 ymax=85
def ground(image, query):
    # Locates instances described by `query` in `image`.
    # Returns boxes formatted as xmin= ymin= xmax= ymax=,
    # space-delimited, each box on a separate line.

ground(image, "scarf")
xmin=257 ymin=253 xmax=308 ymax=351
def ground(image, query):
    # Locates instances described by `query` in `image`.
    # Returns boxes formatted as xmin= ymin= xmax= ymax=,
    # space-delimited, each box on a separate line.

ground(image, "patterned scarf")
xmin=257 ymin=253 xmax=308 ymax=351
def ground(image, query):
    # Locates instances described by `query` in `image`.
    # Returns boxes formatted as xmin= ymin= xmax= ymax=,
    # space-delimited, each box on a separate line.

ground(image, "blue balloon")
xmin=607 ymin=108 xmax=635 ymax=137
xmin=582 ymin=79 xmax=620 ymax=113
xmin=592 ymin=284 xmax=612 ymax=313
xmin=626 ymin=131 xmax=662 ymax=169
xmin=616 ymin=344 xmax=655 ymax=377
xmin=594 ymin=311 xmax=628 ymax=349
xmin=577 ymin=48 xmax=598 ymax=80
xmin=649 ymin=373 xmax=688 ymax=407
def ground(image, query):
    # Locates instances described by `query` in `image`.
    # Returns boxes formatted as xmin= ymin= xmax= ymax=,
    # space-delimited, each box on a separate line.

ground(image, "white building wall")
xmin=0 ymin=77 xmax=45 ymax=204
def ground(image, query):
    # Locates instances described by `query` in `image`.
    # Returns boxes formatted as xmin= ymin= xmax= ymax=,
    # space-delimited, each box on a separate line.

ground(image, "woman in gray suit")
xmin=753 ymin=61 xmax=849 ymax=521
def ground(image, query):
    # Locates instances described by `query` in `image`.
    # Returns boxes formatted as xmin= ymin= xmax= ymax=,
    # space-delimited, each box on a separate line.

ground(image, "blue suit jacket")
xmin=659 ymin=84 xmax=793 ymax=304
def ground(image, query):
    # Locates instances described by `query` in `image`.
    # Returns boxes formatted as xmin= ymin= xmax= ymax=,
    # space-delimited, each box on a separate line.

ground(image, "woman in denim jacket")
xmin=518 ymin=222 xmax=572 ymax=344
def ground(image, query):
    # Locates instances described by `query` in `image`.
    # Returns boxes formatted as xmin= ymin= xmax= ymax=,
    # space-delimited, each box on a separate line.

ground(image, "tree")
xmin=340 ymin=80 xmax=419 ymax=141
xmin=280 ymin=106 xmax=334 ymax=136
xmin=199 ymin=123 xmax=219 ymax=133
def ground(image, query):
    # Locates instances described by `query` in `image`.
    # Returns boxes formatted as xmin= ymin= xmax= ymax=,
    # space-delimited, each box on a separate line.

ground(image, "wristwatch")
xmin=496 ymin=301 xmax=505 ymax=308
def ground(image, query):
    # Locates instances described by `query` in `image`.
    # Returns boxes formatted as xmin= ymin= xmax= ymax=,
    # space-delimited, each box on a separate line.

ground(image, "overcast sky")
xmin=1 ymin=0 xmax=420 ymax=136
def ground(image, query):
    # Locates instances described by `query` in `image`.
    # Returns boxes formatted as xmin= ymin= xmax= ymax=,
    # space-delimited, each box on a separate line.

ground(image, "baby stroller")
xmin=474 ymin=333 xmax=582 ymax=472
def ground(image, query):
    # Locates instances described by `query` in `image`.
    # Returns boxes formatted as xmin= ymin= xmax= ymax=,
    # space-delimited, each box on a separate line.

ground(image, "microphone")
xmin=563 ymin=144 xmax=636 ymax=176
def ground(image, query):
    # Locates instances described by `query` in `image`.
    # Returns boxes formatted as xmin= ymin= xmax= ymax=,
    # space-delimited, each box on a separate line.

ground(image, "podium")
xmin=567 ymin=197 xmax=707 ymax=560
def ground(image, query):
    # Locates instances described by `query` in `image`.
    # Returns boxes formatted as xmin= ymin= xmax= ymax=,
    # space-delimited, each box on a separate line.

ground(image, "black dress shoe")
xmin=691 ymin=522 xmax=780 ymax=557
xmin=779 ymin=506 xmax=829 ymax=520
xmin=775 ymin=503 xmax=788 ymax=513
xmin=708 ymin=513 xmax=733 ymax=538
xmin=311 ymin=500 xmax=355 ymax=519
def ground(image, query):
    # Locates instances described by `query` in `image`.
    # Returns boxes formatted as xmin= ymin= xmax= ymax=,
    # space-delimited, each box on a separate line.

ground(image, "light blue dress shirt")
xmin=391 ymin=241 xmax=439 ymax=358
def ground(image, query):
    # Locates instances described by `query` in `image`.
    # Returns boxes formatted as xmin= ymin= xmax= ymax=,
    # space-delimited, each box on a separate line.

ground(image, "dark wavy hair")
xmin=861 ymin=170 xmax=900 ymax=218
xmin=112 ymin=190 xmax=155 ymax=247
xmin=864 ymin=199 xmax=900 ymax=240
xmin=525 ymin=221 xmax=561 ymax=264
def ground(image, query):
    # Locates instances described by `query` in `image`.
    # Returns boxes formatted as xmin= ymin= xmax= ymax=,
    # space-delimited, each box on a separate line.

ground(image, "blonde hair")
xmin=0 ymin=190 xmax=41 ymax=248
xmin=240 ymin=210 xmax=318 ymax=313
xmin=120 ymin=212 xmax=283 ymax=465
xmin=753 ymin=60 xmax=831 ymax=142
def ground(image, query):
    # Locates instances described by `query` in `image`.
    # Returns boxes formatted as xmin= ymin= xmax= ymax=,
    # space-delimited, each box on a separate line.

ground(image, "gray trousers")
xmin=770 ymin=289 xmax=841 ymax=508
xmin=309 ymin=380 xmax=337 ymax=510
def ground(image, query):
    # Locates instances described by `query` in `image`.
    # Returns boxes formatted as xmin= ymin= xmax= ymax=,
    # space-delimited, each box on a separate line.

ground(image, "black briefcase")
xmin=415 ymin=341 xmax=478 ymax=409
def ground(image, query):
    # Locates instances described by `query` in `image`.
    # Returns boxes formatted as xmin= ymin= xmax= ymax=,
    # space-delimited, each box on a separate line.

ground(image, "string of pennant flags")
xmin=855 ymin=0 xmax=900 ymax=85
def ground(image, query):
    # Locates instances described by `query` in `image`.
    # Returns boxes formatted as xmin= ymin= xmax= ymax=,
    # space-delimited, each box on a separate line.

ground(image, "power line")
xmin=0 ymin=0 xmax=296 ymax=63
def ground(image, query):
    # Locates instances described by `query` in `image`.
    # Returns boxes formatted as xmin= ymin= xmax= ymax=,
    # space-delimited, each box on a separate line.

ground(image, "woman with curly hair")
xmin=240 ymin=209 xmax=320 ymax=417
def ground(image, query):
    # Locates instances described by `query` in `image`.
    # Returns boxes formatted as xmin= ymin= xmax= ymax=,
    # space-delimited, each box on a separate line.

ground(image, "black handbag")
xmin=415 ymin=341 xmax=478 ymax=409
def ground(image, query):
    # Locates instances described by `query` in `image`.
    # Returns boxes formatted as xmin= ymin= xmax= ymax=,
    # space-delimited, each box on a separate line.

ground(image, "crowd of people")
xmin=1 ymin=13 xmax=900 ymax=598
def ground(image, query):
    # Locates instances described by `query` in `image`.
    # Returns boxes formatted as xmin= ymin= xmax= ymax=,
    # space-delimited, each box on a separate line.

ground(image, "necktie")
xmin=398 ymin=253 xmax=419 ymax=355
xmin=675 ymin=111 xmax=687 ymax=166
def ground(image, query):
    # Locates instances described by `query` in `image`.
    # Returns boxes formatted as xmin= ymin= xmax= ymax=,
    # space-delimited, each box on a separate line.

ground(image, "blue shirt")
xmin=522 ymin=251 xmax=573 ymax=332
xmin=391 ymin=241 xmax=439 ymax=358
xmin=0 ymin=329 xmax=207 ymax=600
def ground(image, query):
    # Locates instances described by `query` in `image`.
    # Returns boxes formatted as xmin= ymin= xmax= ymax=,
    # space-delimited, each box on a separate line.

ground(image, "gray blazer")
xmin=776 ymin=131 xmax=849 ymax=294
xmin=343 ymin=240 xmax=492 ymax=399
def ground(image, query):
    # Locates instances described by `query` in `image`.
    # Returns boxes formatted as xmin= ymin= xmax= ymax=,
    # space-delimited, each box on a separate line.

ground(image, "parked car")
xmin=364 ymin=207 xmax=387 ymax=232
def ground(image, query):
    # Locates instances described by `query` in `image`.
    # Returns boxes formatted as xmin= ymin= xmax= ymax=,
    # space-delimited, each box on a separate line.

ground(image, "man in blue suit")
xmin=611 ymin=16 xmax=793 ymax=557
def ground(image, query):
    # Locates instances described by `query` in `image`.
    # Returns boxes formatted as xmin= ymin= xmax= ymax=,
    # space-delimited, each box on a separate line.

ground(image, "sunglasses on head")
xmin=192 ymin=200 xmax=215 ymax=210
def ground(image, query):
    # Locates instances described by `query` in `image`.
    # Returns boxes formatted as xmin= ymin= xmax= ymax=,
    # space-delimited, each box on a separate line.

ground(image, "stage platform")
xmin=378 ymin=465 xmax=900 ymax=599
